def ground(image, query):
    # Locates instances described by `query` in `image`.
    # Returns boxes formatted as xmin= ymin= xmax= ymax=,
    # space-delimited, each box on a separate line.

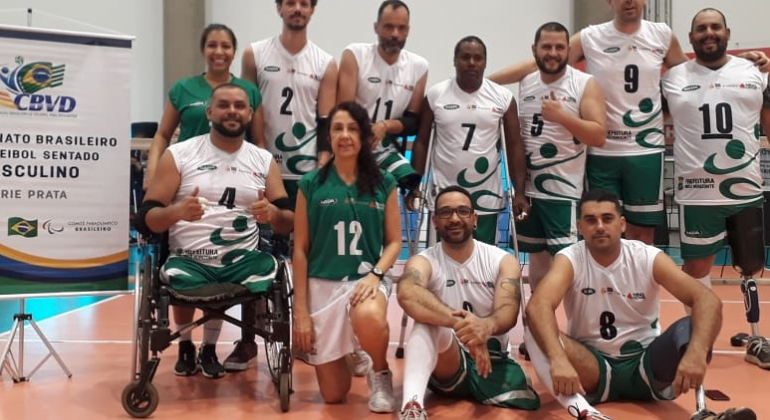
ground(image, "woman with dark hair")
xmin=144 ymin=23 xmax=264 ymax=188
xmin=143 ymin=23 xmax=264 ymax=379
xmin=292 ymin=101 xmax=401 ymax=413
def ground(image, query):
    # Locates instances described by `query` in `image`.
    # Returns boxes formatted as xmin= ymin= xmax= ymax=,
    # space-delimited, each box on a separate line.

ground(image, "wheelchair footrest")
xmin=166 ymin=283 xmax=251 ymax=303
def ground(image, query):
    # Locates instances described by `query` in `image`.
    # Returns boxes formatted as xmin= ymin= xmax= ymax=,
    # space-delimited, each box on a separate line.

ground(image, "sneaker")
xmin=745 ymin=336 xmax=770 ymax=369
xmin=367 ymin=369 xmax=396 ymax=413
xmin=518 ymin=342 xmax=530 ymax=361
xmin=173 ymin=340 xmax=199 ymax=376
xmin=197 ymin=344 xmax=226 ymax=379
xmin=400 ymin=398 xmax=428 ymax=420
xmin=568 ymin=405 xmax=616 ymax=420
xmin=223 ymin=340 xmax=258 ymax=371
xmin=346 ymin=349 xmax=373 ymax=377
xmin=690 ymin=407 xmax=757 ymax=420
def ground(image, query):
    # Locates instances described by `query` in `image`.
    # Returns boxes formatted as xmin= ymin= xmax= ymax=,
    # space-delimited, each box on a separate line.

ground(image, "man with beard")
xmin=137 ymin=84 xmax=294 ymax=378
xmin=396 ymin=186 xmax=540 ymax=420
xmin=237 ymin=0 xmax=337 ymax=370
xmin=525 ymin=189 xmax=754 ymax=420
xmin=516 ymin=21 xmax=607 ymax=293
xmin=662 ymin=8 xmax=770 ymax=370
xmin=336 ymin=0 xmax=428 ymax=377
xmin=492 ymin=1 xmax=769 ymax=247
xmin=337 ymin=0 xmax=427 ymax=194
xmin=411 ymin=36 xmax=527 ymax=246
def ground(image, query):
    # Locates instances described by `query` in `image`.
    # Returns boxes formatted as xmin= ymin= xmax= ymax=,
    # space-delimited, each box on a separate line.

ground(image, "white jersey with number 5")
xmin=426 ymin=78 xmax=512 ymax=215
xmin=419 ymin=240 xmax=510 ymax=352
xmin=168 ymin=134 xmax=272 ymax=266
xmin=345 ymin=43 xmax=428 ymax=122
xmin=662 ymin=56 xmax=767 ymax=205
xmin=250 ymin=35 xmax=333 ymax=179
xmin=558 ymin=239 xmax=661 ymax=358
xmin=581 ymin=20 xmax=671 ymax=157
xmin=519 ymin=66 xmax=593 ymax=200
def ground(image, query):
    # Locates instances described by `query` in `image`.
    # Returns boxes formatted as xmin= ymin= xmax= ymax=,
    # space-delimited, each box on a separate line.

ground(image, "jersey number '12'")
xmin=334 ymin=220 xmax=363 ymax=256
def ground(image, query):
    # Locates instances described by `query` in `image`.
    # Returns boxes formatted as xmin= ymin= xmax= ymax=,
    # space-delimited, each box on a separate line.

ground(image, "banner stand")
xmin=0 ymin=297 xmax=71 ymax=381
xmin=0 ymin=289 xmax=133 ymax=382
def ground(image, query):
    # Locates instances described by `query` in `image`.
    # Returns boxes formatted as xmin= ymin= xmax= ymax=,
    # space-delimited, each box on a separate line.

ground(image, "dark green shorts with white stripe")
xmin=161 ymin=251 xmax=277 ymax=294
xmin=428 ymin=344 xmax=540 ymax=410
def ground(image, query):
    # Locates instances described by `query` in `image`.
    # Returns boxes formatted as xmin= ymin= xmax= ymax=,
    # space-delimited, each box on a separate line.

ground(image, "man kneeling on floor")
xmin=396 ymin=186 xmax=540 ymax=419
xmin=138 ymin=83 xmax=294 ymax=379
xmin=524 ymin=188 xmax=755 ymax=420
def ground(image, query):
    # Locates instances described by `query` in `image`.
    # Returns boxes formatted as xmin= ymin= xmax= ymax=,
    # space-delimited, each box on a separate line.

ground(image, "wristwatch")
xmin=370 ymin=267 xmax=385 ymax=279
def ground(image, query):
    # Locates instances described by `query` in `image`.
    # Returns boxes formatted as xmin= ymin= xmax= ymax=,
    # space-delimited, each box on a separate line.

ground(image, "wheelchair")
xmin=121 ymin=236 xmax=294 ymax=418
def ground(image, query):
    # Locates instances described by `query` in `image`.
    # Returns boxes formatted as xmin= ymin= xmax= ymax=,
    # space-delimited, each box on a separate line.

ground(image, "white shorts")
xmin=307 ymin=277 xmax=391 ymax=366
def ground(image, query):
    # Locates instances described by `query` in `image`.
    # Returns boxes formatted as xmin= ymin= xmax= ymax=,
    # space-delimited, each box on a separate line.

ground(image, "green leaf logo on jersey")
xmin=534 ymin=174 xmax=578 ymax=200
xmin=525 ymin=147 xmax=584 ymax=171
xmin=634 ymin=128 xmax=665 ymax=149
xmin=703 ymin=141 xmax=757 ymax=175
xmin=210 ymin=215 xmax=258 ymax=246
xmin=718 ymin=178 xmax=763 ymax=201
xmin=457 ymin=156 xmax=504 ymax=213
xmin=622 ymin=98 xmax=661 ymax=128
xmin=275 ymin=122 xmax=318 ymax=175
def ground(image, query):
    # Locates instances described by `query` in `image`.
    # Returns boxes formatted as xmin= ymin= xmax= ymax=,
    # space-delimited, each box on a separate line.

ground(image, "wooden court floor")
xmin=0 ymin=281 xmax=769 ymax=420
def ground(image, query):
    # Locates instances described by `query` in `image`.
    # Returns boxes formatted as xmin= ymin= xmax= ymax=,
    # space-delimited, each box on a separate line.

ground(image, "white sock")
xmin=523 ymin=328 xmax=598 ymax=415
xmin=527 ymin=251 xmax=552 ymax=292
xmin=401 ymin=323 xmax=451 ymax=409
xmin=202 ymin=318 xmax=223 ymax=345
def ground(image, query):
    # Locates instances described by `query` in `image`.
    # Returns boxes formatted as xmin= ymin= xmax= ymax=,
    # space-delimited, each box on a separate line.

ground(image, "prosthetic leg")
xmin=726 ymin=206 xmax=769 ymax=369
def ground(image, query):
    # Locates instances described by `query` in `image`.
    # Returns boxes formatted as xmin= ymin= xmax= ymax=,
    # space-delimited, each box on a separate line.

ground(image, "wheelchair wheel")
xmin=279 ymin=347 xmax=292 ymax=412
xmin=121 ymin=380 xmax=159 ymax=418
xmin=265 ymin=261 xmax=293 ymax=384
xmin=265 ymin=328 xmax=288 ymax=384
xmin=136 ymin=255 xmax=153 ymax=374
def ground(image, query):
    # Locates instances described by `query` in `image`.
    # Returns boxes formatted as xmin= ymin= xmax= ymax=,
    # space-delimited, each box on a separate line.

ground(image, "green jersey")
xmin=168 ymin=74 xmax=262 ymax=142
xmin=298 ymin=167 xmax=396 ymax=280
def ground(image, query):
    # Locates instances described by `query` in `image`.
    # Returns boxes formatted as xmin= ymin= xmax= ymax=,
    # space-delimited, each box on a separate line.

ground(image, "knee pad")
xmin=410 ymin=323 xmax=454 ymax=354
xmin=726 ymin=206 xmax=765 ymax=276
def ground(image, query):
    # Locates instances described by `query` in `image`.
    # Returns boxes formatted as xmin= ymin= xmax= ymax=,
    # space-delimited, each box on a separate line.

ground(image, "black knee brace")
xmin=647 ymin=317 xmax=702 ymax=391
xmin=726 ymin=206 xmax=765 ymax=276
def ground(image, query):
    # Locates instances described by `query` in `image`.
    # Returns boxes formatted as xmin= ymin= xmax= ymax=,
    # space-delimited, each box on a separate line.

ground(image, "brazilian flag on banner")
xmin=7 ymin=217 xmax=38 ymax=238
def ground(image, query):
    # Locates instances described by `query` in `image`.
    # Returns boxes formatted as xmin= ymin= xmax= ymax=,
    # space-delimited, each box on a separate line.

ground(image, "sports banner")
xmin=0 ymin=25 xmax=132 ymax=295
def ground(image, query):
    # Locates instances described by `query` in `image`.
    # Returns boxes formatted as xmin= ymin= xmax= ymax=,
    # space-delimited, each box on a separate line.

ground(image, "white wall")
xmin=0 ymin=0 xmax=163 ymax=123
xmin=207 ymin=0 xmax=574 ymax=90
xmin=670 ymin=2 xmax=770 ymax=51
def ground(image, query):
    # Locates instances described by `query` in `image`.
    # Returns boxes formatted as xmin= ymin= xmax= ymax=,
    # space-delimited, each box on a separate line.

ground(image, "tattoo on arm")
xmin=497 ymin=276 xmax=521 ymax=311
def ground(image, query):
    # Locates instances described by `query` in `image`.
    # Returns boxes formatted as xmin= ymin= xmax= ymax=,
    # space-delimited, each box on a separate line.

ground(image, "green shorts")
xmin=679 ymin=199 xmax=763 ymax=260
xmin=428 ymin=347 xmax=540 ymax=410
xmin=475 ymin=213 xmax=500 ymax=246
xmin=515 ymin=198 xmax=578 ymax=255
xmin=161 ymin=250 xmax=277 ymax=293
xmin=373 ymin=136 xmax=419 ymax=189
xmin=584 ymin=345 xmax=674 ymax=404
xmin=586 ymin=154 xmax=664 ymax=226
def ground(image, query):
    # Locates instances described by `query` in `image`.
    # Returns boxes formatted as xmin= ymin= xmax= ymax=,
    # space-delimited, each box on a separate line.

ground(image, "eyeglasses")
xmin=435 ymin=206 xmax=473 ymax=219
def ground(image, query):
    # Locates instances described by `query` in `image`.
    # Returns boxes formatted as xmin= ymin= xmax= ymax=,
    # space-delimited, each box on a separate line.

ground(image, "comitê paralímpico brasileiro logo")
xmin=0 ymin=55 xmax=76 ymax=112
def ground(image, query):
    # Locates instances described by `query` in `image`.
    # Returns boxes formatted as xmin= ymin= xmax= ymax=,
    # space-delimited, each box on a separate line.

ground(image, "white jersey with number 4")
xmin=519 ymin=66 xmax=593 ymax=201
xmin=581 ymin=20 xmax=671 ymax=157
xmin=419 ymin=240 xmax=510 ymax=352
xmin=426 ymin=78 xmax=512 ymax=214
xmin=168 ymin=135 xmax=272 ymax=266
xmin=558 ymin=239 xmax=661 ymax=358
xmin=662 ymin=56 xmax=767 ymax=205
xmin=251 ymin=35 xmax=333 ymax=179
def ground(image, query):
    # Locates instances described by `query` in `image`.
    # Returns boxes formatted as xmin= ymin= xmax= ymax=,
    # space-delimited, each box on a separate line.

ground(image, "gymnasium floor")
xmin=0 ymin=268 xmax=768 ymax=420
